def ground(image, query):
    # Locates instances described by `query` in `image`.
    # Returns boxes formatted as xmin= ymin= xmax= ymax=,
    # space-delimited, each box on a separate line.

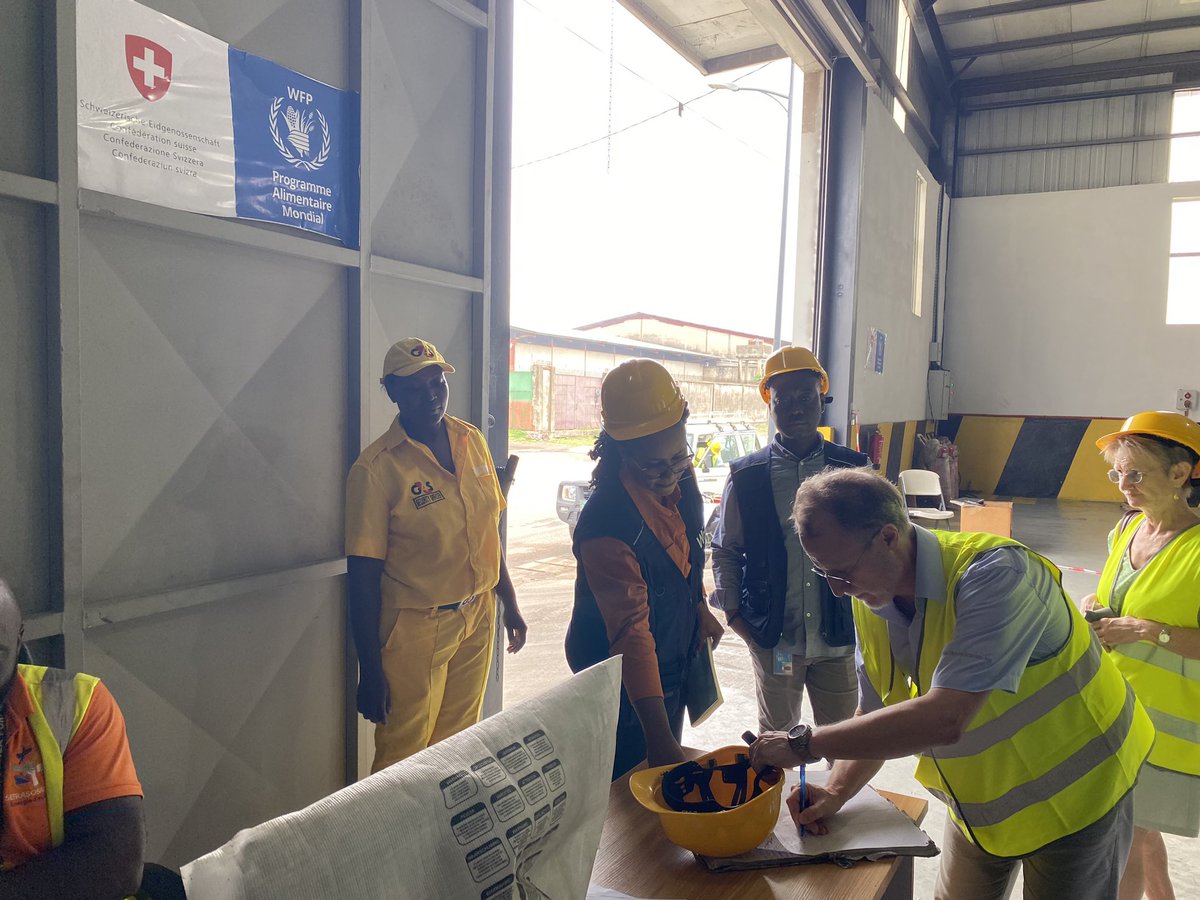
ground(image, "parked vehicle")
xmin=555 ymin=420 xmax=764 ymax=542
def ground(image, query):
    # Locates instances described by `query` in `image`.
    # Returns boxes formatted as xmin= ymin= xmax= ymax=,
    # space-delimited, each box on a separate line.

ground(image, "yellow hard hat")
xmin=628 ymin=746 xmax=783 ymax=857
xmin=1097 ymin=411 xmax=1200 ymax=476
xmin=600 ymin=359 xmax=686 ymax=441
xmin=759 ymin=346 xmax=829 ymax=403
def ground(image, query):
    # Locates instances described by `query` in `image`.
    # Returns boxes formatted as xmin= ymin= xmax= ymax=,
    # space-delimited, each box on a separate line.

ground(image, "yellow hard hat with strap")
xmin=758 ymin=347 xmax=829 ymax=403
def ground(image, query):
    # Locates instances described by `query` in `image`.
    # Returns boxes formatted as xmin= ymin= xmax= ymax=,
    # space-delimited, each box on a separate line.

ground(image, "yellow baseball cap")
xmin=380 ymin=338 xmax=455 ymax=384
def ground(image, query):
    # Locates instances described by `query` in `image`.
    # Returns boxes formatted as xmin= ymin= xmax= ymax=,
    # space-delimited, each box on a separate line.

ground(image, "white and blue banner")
xmin=77 ymin=0 xmax=359 ymax=247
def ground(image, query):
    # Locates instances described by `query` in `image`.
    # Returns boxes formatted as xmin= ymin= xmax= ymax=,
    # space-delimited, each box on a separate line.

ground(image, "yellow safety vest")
xmin=17 ymin=665 xmax=101 ymax=848
xmin=854 ymin=531 xmax=1153 ymax=858
xmin=1097 ymin=515 xmax=1200 ymax=776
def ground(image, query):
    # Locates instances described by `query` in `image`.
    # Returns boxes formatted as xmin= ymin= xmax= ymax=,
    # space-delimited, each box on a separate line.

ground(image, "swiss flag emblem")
xmin=125 ymin=35 xmax=172 ymax=101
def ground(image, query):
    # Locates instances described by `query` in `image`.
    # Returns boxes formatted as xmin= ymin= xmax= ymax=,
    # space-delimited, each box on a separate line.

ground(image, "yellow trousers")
xmin=372 ymin=591 xmax=496 ymax=773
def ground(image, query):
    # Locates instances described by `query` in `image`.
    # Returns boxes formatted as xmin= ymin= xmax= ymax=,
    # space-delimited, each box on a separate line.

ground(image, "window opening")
xmin=912 ymin=172 xmax=927 ymax=316
xmin=1167 ymin=199 xmax=1200 ymax=325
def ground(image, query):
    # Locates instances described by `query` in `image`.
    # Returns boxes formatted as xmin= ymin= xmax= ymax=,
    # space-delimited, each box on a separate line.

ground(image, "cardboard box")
xmin=957 ymin=501 xmax=1013 ymax=538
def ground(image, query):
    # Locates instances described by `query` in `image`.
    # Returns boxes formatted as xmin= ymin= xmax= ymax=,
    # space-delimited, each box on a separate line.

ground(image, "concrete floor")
xmin=501 ymin=444 xmax=1199 ymax=899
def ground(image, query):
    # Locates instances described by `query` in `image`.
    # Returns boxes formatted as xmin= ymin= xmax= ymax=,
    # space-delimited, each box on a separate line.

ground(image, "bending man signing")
xmin=750 ymin=468 xmax=1152 ymax=900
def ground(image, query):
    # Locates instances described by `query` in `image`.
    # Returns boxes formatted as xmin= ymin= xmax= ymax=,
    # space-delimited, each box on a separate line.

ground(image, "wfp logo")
xmin=269 ymin=86 xmax=330 ymax=172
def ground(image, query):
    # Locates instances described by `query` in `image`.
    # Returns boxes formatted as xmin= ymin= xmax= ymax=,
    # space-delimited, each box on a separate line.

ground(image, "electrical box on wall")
xmin=1178 ymin=389 xmax=1199 ymax=416
xmin=928 ymin=370 xmax=953 ymax=421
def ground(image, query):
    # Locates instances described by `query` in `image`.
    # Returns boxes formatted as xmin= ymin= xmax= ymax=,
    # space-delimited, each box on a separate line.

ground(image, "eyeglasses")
xmin=810 ymin=528 xmax=881 ymax=587
xmin=628 ymin=451 xmax=693 ymax=480
xmin=1107 ymin=469 xmax=1143 ymax=485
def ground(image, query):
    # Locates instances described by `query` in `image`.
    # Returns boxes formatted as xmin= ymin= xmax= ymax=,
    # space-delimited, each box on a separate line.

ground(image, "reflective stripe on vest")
xmin=18 ymin=665 xmax=100 ymax=848
xmin=853 ymin=531 xmax=1154 ymax=858
xmin=1097 ymin=515 xmax=1200 ymax=775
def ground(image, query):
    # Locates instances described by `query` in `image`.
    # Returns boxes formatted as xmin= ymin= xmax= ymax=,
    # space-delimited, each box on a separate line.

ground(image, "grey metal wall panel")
xmin=368 ymin=0 xmax=478 ymax=275
xmin=957 ymin=76 xmax=1175 ymax=197
xmin=85 ymin=577 xmax=344 ymax=867
xmin=0 ymin=199 xmax=51 ymax=613
xmin=141 ymin=0 xmax=351 ymax=88
xmin=77 ymin=218 xmax=346 ymax=604
xmin=366 ymin=274 xmax=475 ymax=438
xmin=1 ymin=0 xmax=46 ymax=179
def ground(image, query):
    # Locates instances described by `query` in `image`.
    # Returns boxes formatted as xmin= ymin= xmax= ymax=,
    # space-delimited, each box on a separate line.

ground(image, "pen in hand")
xmin=799 ymin=763 xmax=807 ymax=837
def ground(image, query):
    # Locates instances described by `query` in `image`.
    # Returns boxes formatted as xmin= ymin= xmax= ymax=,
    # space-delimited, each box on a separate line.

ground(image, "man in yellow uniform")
xmin=751 ymin=468 xmax=1152 ymax=900
xmin=346 ymin=338 xmax=527 ymax=772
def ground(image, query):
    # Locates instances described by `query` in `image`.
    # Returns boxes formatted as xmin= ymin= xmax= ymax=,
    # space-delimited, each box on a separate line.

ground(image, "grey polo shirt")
xmin=857 ymin=525 xmax=1072 ymax=712
xmin=712 ymin=437 xmax=853 ymax=660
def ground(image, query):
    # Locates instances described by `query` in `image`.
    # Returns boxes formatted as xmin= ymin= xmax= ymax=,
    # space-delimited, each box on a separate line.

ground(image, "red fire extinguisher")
xmin=869 ymin=430 xmax=884 ymax=467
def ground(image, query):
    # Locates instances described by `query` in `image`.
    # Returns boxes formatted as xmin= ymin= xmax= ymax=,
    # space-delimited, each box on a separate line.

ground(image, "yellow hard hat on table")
xmin=628 ymin=745 xmax=783 ymax=857
xmin=758 ymin=346 xmax=829 ymax=403
xmin=600 ymin=359 xmax=686 ymax=441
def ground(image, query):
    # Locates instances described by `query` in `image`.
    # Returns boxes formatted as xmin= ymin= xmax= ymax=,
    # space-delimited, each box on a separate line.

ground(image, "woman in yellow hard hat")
xmin=565 ymin=359 xmax=724 ymax=779
xmin=1084 ymin=410 xmax=1200 ymax=900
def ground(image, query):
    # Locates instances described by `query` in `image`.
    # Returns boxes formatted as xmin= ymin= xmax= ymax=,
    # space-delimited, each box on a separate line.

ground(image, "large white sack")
xmin=183 ymin=658 xmax=620 ymax=899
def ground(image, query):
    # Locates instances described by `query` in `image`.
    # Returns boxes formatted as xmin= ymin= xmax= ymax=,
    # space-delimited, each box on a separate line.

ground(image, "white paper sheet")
xmin=701 ymin=768 xmax=938 ymax=872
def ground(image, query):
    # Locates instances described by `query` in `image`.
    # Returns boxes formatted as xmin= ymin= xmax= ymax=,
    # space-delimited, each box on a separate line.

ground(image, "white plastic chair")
xmin=898 ymin=469 xmax=955 ymax=527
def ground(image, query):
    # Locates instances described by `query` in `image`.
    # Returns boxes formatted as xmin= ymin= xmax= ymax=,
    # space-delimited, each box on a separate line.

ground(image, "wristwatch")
xmin=1158 ymin=625 xmax=1172 ymax=645
xmin=787 ymin=724 xmax=821 ymax=765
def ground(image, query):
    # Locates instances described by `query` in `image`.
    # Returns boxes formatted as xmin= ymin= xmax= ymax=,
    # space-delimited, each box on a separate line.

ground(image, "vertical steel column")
xmin=817 ymin=58 xmax=867 ymax=443
xmin=478 ymin=0 xmax=513 ymax=719
xmin=344 ymin=0 xmax=372 ymax=786
xmin=50 ymin=0 xmax=85 ymax=667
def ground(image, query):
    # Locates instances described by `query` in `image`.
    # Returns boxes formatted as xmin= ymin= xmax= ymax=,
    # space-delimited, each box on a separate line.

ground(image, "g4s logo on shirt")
xmin=410 ymin=480 xmax=446 ymax=510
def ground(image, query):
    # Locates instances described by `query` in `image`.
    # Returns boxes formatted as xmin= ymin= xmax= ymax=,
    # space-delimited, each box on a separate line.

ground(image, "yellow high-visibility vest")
xmin=17 ymin=665 xmax=101 ymax=848
xmin=1098 ymin=514 xmax=1200 ymax=776
xmin=854 ymin=530 xmax=1153 ymax=858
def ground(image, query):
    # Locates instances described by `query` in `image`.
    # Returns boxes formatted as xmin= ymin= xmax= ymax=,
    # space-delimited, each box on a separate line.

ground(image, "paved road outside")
xmin=500 ymin=442 xmax=1199 ymax=900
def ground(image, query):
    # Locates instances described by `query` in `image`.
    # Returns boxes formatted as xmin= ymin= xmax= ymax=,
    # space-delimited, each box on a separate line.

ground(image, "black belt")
xmin=437 ymin=594 xmax=478 ymax=612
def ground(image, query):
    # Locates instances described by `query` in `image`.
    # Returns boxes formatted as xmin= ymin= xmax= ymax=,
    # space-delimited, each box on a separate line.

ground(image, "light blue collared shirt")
xmin=857 ymin=525 xmax=1071 ymax=712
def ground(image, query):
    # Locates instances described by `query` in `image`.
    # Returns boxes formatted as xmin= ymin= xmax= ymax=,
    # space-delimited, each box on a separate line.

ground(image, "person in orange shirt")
xmin=0 ymin=579 xmax=144 ymax=898
xmin=565 ymin=360 xmax=724 ymax=779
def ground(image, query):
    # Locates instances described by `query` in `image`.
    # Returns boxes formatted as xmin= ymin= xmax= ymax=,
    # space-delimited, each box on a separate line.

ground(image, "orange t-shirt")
xmin=0 ymin=672 xmax=142 ymax=870
xmin=579 ymin=464 xmax=694 ymax=703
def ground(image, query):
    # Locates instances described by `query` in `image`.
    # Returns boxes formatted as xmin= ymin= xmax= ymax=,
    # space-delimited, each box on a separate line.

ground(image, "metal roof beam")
xmin=935 ymin=0 xmax=1103 ymax=27
xmin=901 ymin=0 xmax=956 ymax=101
xmin=959 ymin=50 xmax=1200 ymax=96
xmin=703 ymin=44 xmax=787 ymax=75
xmin=958 ymin=128 xmax=1200 ymax=157
xmin=950 ymin=14 xmax=1200 ymax=58
xmin=961 ymin=79 xmax=1197 ymax=112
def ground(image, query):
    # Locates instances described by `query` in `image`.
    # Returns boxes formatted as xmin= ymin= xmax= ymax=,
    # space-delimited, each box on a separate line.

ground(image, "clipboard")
xmin=685 ymin=637 xmax=723 ymax=727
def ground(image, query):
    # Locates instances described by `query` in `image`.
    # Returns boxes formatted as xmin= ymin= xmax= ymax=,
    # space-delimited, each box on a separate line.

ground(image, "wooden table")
xmin=591 ymin=770 xmax=929 ymax=900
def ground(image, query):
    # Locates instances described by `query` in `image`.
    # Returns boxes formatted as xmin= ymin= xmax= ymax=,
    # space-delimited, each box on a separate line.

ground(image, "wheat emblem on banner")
xmin=269 ymin=97 xmax=330 ymax=171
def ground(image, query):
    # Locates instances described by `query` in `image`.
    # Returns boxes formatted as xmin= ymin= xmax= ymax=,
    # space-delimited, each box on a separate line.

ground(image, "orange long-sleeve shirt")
xmin=578 ymin=464 xmax=693 ymax=702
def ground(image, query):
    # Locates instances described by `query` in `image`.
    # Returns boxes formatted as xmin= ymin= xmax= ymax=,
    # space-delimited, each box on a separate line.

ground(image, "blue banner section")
xmin=229 ymin=49 xmax=359 ymax=247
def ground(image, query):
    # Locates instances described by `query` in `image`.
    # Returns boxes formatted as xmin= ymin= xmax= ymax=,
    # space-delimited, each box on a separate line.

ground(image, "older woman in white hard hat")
xmin=565 ymin=359 xmax=724 ymax=779
xmin=1084 ymin=410 xmax=1200 ymax=900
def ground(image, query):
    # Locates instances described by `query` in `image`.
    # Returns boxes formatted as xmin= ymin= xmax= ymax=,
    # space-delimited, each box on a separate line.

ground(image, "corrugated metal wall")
xmin=956 ymin=75 xmax=1176 ymax=197
xmin=865 ymin=0 xmax=937 ymax=158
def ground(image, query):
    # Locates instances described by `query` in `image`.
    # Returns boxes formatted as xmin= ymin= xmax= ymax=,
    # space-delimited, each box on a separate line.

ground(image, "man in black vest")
xmin=711 ymin=347 xmax=869 ymax=733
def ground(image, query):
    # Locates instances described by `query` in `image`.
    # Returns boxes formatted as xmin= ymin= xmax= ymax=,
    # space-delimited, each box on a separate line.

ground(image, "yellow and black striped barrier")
xmin=939 ymin=414 xmax=1123 ymax=501
xmin=852 ymin=415 xmax=1123 ymax=501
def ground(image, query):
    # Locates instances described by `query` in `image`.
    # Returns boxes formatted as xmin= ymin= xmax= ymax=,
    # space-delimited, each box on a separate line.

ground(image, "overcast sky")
xmin=510 ymin=0 xmax=802 ymax=338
